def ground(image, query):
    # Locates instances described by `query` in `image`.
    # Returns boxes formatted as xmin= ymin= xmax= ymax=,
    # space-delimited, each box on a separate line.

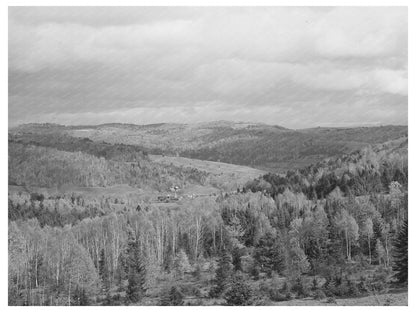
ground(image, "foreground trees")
xmin=125 ymin=227 xmax=146 ymax=303
xmin=210 ymin=250 xmax=233 ymax=298
xmin=393 ymin=220 xmax=408 ymax=284
xmin=8 ymin=169 xmax=407 ymax=305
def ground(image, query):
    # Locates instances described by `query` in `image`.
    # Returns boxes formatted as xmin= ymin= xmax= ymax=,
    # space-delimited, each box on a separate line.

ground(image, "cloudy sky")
xmin=9 ymin=7 xmax=407 ymax=128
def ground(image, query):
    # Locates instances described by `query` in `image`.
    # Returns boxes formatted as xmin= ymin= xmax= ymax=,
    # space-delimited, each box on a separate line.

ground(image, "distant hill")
xmin=10 ymin=121 xmax=407 ymax=172
xmin=8 ymin=129 xmax=265 ymax=193
xmin=244 ymin=136 xmax=408 ymax=200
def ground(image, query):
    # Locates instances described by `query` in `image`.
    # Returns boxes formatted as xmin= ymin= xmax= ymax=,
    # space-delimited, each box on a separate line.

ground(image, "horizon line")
xmin=8 ymin=120 xmax=408 ymax=131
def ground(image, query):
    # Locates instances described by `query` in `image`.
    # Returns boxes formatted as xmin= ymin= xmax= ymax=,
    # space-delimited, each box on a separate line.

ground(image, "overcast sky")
xmin=9 ymin=7 xmax=407 ymax=128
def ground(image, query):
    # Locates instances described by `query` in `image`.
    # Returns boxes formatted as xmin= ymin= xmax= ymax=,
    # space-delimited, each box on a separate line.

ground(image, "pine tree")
xmin=232 ymin=247 xmax=244 ymax=271
xmin=98 ymin=248 xmax=110 ymax=295
xmin=254 ymin=232 xmax=287 ymax=276
xmin=210 ymin=249 xmax=233 ymax=298
xmin=392 ymin=219 xmax=407 ymax=284
xmin=125 ymin=228 xmax=147 ymax=303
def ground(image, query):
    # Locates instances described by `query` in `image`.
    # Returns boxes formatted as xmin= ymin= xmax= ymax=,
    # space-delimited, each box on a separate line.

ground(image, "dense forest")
xmin=8 ymin=128 xmax=408 ymax=306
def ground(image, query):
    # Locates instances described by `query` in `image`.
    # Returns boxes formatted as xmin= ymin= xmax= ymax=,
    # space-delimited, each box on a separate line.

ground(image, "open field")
xmin=150 ymin=154 xmax=266 ymax=190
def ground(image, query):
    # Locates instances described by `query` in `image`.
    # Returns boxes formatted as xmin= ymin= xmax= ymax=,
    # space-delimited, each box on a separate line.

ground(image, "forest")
xmin=8 ymin=131 xmax=408 ymax=306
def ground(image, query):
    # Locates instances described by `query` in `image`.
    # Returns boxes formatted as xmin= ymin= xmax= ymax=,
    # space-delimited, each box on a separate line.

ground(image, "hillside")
xmin=8 ymin=131 xmax=266 ymax=194
xmin=244 ymin=136 xmax=408 ymax=200
xmin=10 ymin=122 xmax=408 ymax=172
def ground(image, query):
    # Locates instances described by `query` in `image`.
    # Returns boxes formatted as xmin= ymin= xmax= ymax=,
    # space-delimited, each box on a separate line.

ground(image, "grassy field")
xmin=150 ymin=154 xmax=266 ymax=191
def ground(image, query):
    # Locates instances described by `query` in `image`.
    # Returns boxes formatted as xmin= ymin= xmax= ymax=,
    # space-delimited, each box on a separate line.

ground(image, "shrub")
xmin=334 ymin=282 xmax=349 ymax=297
xmin=160 ymin=286 xmax=184 ymax=306
xmin=326 ymin=296 xmax=337 ymax=304
xmin=291 ymin=277 xmax=310 ymax=298
xmin=180 ymin=284 xmax=202 ymax=298
xmin=358 ymin=276 xmax=370 ymax=294
xmin=269 ymin=289 xmax=287 ymax=302
xmin=313 ymin=290 xmax=326 ymax=300
xmin=347 ymin=280 xmax=360 ymax=297
xmin=280 ymin=281 xmax=291 ymax=294
xmin=312 ymin=277 xmax=319 ymax=291
xmin=371 ymin=267 xmax=391 ymax=292
xmin=192 ymin=262 xmax=202 ymax=279
xmin=250 ymin=263 xmax=260 ymax=280
xmin=324 ymin=278 xmax=337 ymax=297
xmin=224 ymin=276 xmax=253 ymax=306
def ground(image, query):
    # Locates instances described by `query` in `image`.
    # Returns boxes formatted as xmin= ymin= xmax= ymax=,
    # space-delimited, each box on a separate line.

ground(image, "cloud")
xmin=8 ymin=7 xmax=407 ymax=128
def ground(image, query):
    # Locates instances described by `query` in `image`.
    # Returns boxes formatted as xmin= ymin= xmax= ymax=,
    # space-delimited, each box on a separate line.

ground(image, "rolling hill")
xmin=10 ymin=121 xmax=407 ymax=172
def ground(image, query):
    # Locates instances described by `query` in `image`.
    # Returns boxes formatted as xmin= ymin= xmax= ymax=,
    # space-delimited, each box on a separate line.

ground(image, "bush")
xmin=280 ymin=281 xmax=291 ymax=294
xmin=326 ymin=296 xmax=337 ymax=304
xmin=179 ymin=284 xmax=202 ymax=298
xmin=347 ymin=280 xmax=360 ymax=297
xmin=358 ymin=276 xmax=370 ymax=294
xmin=313 ymin=290 xmax=326 ymax=300
xmin=285 ymin=292 xmax=294 ymax=300
xmin=324 ymin=278 xmax=337 ymax=297
xmin=250 ymin=263 xmax=260 ymax=280
xmin=333 ymin=282 xmax=349 ymax=297
xmin=278 ymin=281 xmax=293 ymax=300
xmin=371 ymin=267 xmax=391 ymax=292
xmin=312 ymin=277 xmax=319 ymax=291
xmin=224 ymin=276 xmax=253 ymax=306
xmin=269 ymin=289 xmax=287 ymax=302
xmin=291 ymin=277 xmax=311 ymax=298
xmin=160 ymin=286 xmax=184 ymax=306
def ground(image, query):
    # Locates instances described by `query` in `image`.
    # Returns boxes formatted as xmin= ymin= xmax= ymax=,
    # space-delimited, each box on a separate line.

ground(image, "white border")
xmin=1 ymin=1 xmax=413 ymax=312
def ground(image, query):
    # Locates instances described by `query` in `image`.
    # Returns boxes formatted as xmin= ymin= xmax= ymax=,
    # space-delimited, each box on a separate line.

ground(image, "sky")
xmin=8 ymin=7 xmax=408 ymax=129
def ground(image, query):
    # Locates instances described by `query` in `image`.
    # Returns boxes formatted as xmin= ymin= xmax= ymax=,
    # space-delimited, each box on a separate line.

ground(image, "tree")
xmin=125 ymin=228 xmax=146 ymax=303
xmin=288 ymin=245 xmax=310 ymax=277
xmin=254 ymin=232 xmax=286 ymax=276
xmin=375 ymin=239 xmax=386 ymax=266
xmin=232 ymin=247 xmax=245 ymax=272
xmin=98 ymin=248 xmax=110 ymax=295
xmin=392 ymin=220 xmax=407 ymax=284
xmin=210 ymin=249 xmax=233 ymax=298
xmin=362 ymin=218 xmax=374 ymax=264
xmin=224 ymin=275 xmax=253 ymax=306
xmin=173 ymin=250 xmax=192 ymax=279
xmin=334 ymin=210 xmax=359 ymax=260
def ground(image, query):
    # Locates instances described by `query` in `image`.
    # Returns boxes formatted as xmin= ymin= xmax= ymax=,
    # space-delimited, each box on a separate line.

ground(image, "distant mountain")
xmin=10 ymin=122 xmax=407 ymax=172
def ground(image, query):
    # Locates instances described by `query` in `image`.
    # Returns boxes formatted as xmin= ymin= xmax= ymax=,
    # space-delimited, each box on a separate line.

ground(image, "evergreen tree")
xmin=98 ymin=248 xmax=110 ymax=295
xmin=254 ymin=232 xmax=286 ymax=276
xmin=210 ymin=249 xmax=233 ymax=298
xmin=392 ymin=219 xmax=407 ymax=284
xmin=125 ymin=228 xmax=147 ymax=303
xmin=232 ymin=247 xmax=244 ymax=271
